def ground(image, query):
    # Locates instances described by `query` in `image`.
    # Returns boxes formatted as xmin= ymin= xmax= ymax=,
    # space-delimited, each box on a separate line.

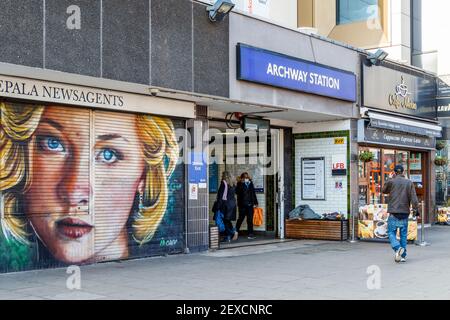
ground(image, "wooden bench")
xmin=285 ymin=219 xmax=349 ymax=241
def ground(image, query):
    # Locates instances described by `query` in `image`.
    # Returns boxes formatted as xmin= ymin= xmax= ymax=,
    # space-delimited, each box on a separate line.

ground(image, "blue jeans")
xmin=388 ymin=215 xmax=408 ymax=258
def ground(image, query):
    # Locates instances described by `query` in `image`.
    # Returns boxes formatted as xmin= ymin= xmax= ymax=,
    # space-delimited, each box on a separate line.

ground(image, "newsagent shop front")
xmin=0 ymin=75 xmax=195 ymax=273
xmin=357 ymin=61 xmax=441 ymax=242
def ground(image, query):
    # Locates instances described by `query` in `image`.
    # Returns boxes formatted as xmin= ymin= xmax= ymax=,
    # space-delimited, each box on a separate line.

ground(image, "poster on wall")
xmin=189 ymin=183 xmax=199 ymax=200
xmin=188 ymin=152 xmax=207 ymax=189
xmin=358 ymin=205 xmax=418 ymax=241
xmin=229 ymin=164 xmax=265 ymax=192
xmin=410 ymin=174 xmax=423 ymax=183
xmin=410 ymin=154 xmax=422 ymax=170
xmin=0 ymin=102 xmax=185 ymax=273
xmin=301 ymin=157 xmax=325 ymax=200
xmin=209 ymin=163 xmax=219 ymax=193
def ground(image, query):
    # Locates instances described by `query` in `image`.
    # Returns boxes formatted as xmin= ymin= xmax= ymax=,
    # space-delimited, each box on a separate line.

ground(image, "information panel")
xmin=301 ymin=157 xmax=325 ymax=200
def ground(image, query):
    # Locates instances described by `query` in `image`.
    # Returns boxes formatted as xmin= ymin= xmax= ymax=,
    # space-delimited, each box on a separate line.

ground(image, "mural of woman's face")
xmin=24 ymin=107 xmax=146 ymax=264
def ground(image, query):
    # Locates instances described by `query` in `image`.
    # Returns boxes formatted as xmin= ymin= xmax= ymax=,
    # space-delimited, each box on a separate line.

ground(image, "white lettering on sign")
xmin=266 ymin=63 xmax=340 ymax=90
xmin=438 ymin=104 xmax=450 ymax=112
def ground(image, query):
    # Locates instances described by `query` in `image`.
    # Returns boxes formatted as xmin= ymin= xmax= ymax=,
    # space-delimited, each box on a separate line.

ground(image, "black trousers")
xmin=223 ymin=218 xmax=234 ymax=238
xmin=236 ymin=205 xmax=254 ymax=236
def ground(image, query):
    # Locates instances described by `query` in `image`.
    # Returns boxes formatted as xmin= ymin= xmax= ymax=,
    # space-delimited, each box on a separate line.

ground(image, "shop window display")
xmin=358 ymin=147 xmax=421 ymax=241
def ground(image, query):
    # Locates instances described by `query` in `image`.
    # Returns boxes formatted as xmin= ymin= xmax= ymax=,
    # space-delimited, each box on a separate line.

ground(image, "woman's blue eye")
xmin=48 ymin=138 xmax=61 ymax=150
xmin=39 ymin=136 xmax=65 ymax=152
xmin=100 ymin=149 xmax=118 ymax=163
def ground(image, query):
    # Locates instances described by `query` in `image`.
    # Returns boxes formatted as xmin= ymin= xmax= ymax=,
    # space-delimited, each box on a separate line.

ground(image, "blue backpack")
xmin=214 ymin=210 xmax=225 ymax=233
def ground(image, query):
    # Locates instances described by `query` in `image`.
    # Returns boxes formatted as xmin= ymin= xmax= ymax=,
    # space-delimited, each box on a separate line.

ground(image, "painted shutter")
xmin=93 ymin=110 xmax=185 ymax=262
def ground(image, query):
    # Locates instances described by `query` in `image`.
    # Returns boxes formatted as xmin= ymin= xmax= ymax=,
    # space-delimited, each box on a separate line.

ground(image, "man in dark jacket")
xmin=382 ymin=165 xmax=419 ymax=263
xmin=235 ymin=172 xmax=259 ymax=240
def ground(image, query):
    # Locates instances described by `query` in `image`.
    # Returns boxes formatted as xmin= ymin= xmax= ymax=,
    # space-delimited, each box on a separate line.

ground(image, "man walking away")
xmin=382 ymin=165 xmax=419 ymax=263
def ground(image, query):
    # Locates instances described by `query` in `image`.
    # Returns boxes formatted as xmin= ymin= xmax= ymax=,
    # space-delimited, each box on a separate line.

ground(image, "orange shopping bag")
xmin=253 ymin=207 xmax=263 ymax=226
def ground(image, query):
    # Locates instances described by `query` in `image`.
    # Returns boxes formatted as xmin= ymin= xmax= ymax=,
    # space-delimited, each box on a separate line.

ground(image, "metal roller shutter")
xmin=1 ymin=103 xmax=91 ymax=271
xmin=0 ymin=102 xmax=185 ymax=273
xmin=93 ymin=110 xmax=185 ymax=262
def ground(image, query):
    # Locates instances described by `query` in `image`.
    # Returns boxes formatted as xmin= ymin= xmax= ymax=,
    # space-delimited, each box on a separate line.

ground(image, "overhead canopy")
xmin=367 ymin=111 xmax=442 ymax=138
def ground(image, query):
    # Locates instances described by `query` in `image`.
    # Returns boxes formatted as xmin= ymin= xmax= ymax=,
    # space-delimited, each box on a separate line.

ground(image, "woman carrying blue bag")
xmin=213 ymin=171 xmax=238 ymax=242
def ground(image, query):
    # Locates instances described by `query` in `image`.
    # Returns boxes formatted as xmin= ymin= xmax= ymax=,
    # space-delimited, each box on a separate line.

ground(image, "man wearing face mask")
xmin=235 ymin=172 xmax=259 ymax=240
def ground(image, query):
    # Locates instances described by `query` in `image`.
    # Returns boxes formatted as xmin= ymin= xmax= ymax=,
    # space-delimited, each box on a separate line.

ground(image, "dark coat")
xmin=216 ymin=181 xmax=237 ymax=221
xmin=382 ymin=174 xmax=419 ymax=218
xmin=236 ymin=181 xmax=259 ymax=208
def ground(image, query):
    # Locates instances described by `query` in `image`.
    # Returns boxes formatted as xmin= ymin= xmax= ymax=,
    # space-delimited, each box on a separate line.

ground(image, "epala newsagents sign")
xmin=0 ymin=75 xmax=195 ymax=118
xmin=237 ymin=44 xmax=357 ymax=102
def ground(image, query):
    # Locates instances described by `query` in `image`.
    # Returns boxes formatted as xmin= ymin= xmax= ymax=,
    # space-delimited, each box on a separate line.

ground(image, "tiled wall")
xmin=294 ymin=133 xmax=349 ymax=218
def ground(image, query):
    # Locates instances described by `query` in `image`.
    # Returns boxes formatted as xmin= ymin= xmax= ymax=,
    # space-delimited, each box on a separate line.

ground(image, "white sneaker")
xmin=400 ymin=257 xmax=407 ymax=263
xmin=395 ymin=248 xmax=405 ymax=263
xmin=232 ymin=231 xmax=239 ymax=241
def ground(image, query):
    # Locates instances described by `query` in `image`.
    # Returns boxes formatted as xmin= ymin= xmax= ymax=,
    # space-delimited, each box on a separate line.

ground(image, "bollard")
xmin=349 ymin=200 xmax=358 ymax=244
xmin=416 ymin=201 xmax=430 ymax=247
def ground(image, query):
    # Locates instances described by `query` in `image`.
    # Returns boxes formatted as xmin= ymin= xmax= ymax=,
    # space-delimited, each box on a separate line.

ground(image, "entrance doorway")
xmin=208 ymin=121 xmax=284 ymax=246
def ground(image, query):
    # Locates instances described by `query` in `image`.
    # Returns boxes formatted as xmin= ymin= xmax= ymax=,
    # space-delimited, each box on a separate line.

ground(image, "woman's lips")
xmin=56 ymin=218 xmax=94 ymax=239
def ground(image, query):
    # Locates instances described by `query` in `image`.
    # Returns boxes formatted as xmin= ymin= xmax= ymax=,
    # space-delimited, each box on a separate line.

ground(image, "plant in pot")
xmin=436 ymin=140 xmax=447 ymax=151
xmin=435 ymin=156 xmax=448 ymax=166
xmin=359 ymin=151 xmax=374 ymax=163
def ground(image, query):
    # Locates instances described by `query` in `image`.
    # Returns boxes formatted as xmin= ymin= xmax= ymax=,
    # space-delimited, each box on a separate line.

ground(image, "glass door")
xmin=396 ymin=151 xmax=409 ymax=179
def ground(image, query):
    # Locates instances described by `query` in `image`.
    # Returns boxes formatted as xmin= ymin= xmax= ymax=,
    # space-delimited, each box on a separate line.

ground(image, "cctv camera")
xmin=150 ymin=88 xmax=159 ymax=97
xmin=360 ymin=107 xmax=369 ymax=118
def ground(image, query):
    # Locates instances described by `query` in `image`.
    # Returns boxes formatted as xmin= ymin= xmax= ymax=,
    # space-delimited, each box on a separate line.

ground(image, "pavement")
xmin=1 ymin=225 xmax=450 ymax=300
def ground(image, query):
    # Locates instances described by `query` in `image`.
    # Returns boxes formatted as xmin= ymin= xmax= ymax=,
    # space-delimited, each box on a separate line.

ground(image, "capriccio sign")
xmin=388 ymin=76 xmax=417 ymax=110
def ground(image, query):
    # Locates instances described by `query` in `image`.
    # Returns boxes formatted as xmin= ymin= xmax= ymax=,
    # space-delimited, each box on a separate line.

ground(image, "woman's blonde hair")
xmin=221 ymin=171 xmax=233 ymax=186
xmin=0 ymin=102 xmax=179 ymax=246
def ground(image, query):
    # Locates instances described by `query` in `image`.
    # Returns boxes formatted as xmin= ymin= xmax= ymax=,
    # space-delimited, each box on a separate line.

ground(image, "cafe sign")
xmin=362 ymin=64 xmax=437 ymax=120
xmin=388 ymin=76 xmax=417 ymax=111
xmin=357 ymin=120 xmax=435 ymax=150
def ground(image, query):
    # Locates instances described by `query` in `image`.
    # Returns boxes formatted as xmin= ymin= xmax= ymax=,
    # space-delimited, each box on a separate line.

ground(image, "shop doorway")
xmin=208 ymin=121 xmax=284 ymax=246
xmin=358 ymin=147 xmax=430 ymax=223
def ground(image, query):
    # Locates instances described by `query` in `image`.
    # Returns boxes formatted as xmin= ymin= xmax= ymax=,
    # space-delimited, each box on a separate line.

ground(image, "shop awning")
xmin=367 ymin=112 xmax=442 ymax=138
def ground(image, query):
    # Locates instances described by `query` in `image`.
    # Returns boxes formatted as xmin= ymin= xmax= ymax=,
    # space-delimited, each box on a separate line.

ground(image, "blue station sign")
xmin=237 ymin=44 xmax=357 ymax=102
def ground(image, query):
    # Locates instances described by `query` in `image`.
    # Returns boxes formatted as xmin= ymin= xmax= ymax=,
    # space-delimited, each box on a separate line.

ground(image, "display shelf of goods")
xmin=437 ymin=208 xmax=450 ymax=225
xmin=359 ymin=151 xmax=374 ymax=163
xmin=435 ymin=156 xmax=448 ymax=166
xmin=436 ymin=140 xmax=447 ymax=151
